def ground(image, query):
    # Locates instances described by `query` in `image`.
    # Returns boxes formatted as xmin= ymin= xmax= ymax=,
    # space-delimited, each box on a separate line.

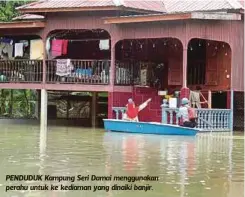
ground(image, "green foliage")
xmin=0 ymin=1 xmax=30 ymax=22
xmin=0 ymin=89 xmax=37 ymax=118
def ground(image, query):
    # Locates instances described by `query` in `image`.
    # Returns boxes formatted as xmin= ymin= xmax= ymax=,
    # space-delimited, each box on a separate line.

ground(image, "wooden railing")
xmin=46 ymin=59 xmax=110 ymax=84
xmin=0 ymin=60 xmax=43 ymax=83
xmin=112 ymin=106 xmax=233 ymax=132
xmin=161 ymin=108 xmax=232 ymax=131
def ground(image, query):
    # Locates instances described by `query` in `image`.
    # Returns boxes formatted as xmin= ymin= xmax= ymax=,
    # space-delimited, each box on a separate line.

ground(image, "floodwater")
xmin=0 ymin=124 xmax=244 ymax=197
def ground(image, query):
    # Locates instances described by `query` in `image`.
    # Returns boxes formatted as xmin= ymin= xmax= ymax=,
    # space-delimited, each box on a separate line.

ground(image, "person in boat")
xmin=177 ymin=98 xmax=197 ymax=128
xmin=122 ymin=98 xmax=152 ymax=122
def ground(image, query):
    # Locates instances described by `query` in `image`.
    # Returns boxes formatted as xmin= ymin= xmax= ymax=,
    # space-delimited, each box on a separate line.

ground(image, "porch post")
xmin=110 ymin=41 xmax=116 ymax=86
xmin=42 ymin=39 xmax=46 ymax=83
xmin=183 ymin=48 xmax=188 ymax=88
xmin=40 ymin=89 xmax=48 ymax=134
xmin=108 ymin=41 xmax=116 ymax=119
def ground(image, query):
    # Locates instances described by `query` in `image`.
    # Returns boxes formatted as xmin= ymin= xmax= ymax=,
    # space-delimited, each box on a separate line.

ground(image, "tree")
xmin=0 ymin=1 xmax=30 ymax=22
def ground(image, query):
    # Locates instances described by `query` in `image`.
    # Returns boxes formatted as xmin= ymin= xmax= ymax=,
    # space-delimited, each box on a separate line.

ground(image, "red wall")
xmin=108 ymin=87 xmax=162 ymax=122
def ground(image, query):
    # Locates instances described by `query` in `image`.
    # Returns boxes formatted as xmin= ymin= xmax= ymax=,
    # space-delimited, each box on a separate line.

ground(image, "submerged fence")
xmin=112 ymin=106 xmax=233 ymax=132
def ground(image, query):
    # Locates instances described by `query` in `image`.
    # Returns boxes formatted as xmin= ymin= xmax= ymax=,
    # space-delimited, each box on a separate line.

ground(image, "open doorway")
xmin=211 ymin=91 xmax=227 ymax=109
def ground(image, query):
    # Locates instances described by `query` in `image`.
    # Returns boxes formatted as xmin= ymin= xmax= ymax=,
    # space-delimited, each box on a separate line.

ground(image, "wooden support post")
xmin=230 ymin=90 xmax=234 ymax=132
xmin=40 ymin=89 xmax=48 ymax=133
xmin=91 ymin=92 xmax=97 ymax=128
xmin=108 ymin=40 xmax=116 ymax=118
xmin=183 ymin=48 xmax=188 ymax=88
xmin=42 ymin=40 xmax=46 ymax=83
xmin=208 ymin=90 xmax=212 ymax=108
xmin=110 ymin=41 xmax=116 ymax=86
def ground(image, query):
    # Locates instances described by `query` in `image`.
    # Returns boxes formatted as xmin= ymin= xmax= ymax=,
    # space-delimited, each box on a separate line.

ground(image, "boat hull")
xmin=103 ymin=119 xmax=198 ymax=136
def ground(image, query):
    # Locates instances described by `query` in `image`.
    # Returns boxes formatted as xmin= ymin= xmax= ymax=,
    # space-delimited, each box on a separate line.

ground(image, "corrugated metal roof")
xmin=16 ymin=0 xmax=166 ymax=13
xmin=17 ymin=0 xmax=243 ymax=13
xmin=123 ymin=1 xmax=166 ymax=13
xmin=12 ymin=14 xmax=44 ymax=21
xmin=164 ymin=0 xmax=241 ymax=13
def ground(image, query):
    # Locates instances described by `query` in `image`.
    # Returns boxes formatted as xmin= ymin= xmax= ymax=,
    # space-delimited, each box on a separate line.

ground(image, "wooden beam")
xmin=104 ymin=13 xmax=192 ymax=24
xmin=0 ymin=21 xmax=45 ymax=29
xmin=103 ymin=12 xmax=242 ymax=24
xmin=191 ymin=12 xmax=241 ymax=20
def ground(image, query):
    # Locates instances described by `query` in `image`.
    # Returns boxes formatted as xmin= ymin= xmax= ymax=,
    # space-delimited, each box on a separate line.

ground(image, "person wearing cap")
xmin=122 ymin=98 xmax=152 ymax=122
xmin=177 ymin=98 xmax=197 ymax=128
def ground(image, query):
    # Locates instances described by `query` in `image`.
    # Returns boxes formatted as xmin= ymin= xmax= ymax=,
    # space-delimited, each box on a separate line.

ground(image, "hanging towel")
xmin=14 ymin=43 xmax=24 ymax=57
xmin=189 ymin=91 xmax=201 ymax=108
xmin=51 ymin=39 xmax=63 ymax=57
xmin=30 ymin=39 xmax=44 ymax=60
xmin=62 ymin=40 xmax=68 ymax=55
xmin=99 ymin=39 xmax=109 ymax=50
xmin=56 ymin=59 xmax=73 ymax=76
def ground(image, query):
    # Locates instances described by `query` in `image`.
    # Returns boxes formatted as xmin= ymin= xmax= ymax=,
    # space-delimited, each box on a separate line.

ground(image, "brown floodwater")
xmin=0 ymin=124 xmax=244 ymax=197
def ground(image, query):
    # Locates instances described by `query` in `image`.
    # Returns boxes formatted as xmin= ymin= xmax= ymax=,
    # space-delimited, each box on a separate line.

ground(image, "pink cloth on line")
xmin=62 ymin=40 xmax=68 ymax=55
xmin=51 ymin=39 xmax=63 ymax=57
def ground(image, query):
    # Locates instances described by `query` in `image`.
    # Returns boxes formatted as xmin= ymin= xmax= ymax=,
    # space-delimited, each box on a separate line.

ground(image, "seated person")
xmin=122 ymin=98 xmax=151 ymax=122
xmin=177 ymin=98 xmax=197 ymax=128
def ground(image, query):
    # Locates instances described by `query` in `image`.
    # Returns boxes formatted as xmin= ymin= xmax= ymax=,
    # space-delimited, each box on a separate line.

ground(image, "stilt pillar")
xmin=230 ymin=90 xmax=234 ymax=132
xmin=40 ymin=89 xmax=48 ymax=133
xmin=91 ymin=92 xmax=97 ymax=128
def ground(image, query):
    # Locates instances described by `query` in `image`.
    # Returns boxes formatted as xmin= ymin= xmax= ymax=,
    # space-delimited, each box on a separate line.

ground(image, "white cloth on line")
xmin=99 ymin=39 xmax=109 ymax=50
xmin=14 ymin=43 xmax=24 ymax=57
xmin=56 ymin=59 xmax=73 ymax=76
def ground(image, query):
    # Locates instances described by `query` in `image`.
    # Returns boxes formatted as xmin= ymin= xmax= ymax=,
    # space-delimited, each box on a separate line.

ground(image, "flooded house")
xmin=0 ymin=0 xmax=244 ymax=130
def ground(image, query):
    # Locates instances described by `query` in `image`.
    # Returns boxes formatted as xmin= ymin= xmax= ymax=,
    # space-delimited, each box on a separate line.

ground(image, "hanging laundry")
xmin=14 ymin=43 xmax=24 ymax=57
xmin=51 ymin=39 xmax=63 ymax=57
xmin=46 ymin=37 xmax=51 ymax=53
xmin=62 ymin=40 xmax=68 ymax=55
xmin=56 ymin=59 xmax=73 ymax=76
xmin=99 ymin=39 xmax=109 ymax=50
xmin=0 ymin=38 xmax=13 ymax=44
xmin=30 ymin=39 xmax=44 ymax=60
xmin=19 ymin=40 xmax=29 ymax=47
xmin=189 ymin=91 xmax=202 ymax=108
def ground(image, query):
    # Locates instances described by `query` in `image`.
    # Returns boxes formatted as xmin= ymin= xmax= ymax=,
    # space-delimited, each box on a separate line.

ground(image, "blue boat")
xmin=103 ymin=119 xmax=199 ymax=136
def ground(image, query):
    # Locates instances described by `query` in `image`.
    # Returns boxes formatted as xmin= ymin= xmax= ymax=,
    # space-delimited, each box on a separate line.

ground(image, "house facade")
xmin=0 ymin=0 xmax=244 ymax=129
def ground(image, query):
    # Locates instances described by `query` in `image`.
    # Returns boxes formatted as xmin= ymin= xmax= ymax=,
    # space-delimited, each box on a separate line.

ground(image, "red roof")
xmin=17 ymin=0 xmax=243 ymax=13
xmin=17 ymin=0 xmax=166 ymax=13
xmin=164 ymin=0 xmax=243 ymax=13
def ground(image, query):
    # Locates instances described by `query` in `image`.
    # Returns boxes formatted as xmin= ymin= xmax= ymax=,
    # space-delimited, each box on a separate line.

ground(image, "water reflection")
xmin=103 ymin=132 xmax=243 ymax=197
xmin=0 ymin=125 xmax=243 ymax=197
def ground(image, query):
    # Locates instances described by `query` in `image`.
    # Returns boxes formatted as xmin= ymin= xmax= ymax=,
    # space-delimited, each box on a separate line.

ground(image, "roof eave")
xmin=0 ymin=21 xmax=45 ymax=29
xmin=103 ymin=13 xmax=193 ymax=24
xmin=17 ymin=5 xmax=163 ymax=14
xmin=103 ymin=11 xmax=242 ymax=24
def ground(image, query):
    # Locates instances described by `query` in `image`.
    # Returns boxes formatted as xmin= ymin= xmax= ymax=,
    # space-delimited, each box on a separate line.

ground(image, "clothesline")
xmin=67 ymin=38 xmax=110 ymax=42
